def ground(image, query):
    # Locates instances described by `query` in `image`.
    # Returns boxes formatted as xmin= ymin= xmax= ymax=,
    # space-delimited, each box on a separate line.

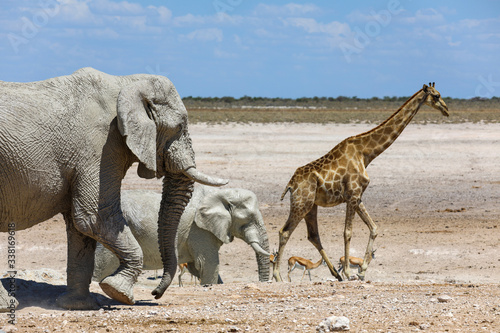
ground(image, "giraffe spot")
xmin=346 ymin=144 xmax=355 ymax=156
xmin=338 ymin=155 xmax=348 ymax=165
xmin=346 ymin=161 xmax=356 ymax=173
xmin=317 ymin=177 xmax=325 ymax=186
xmin=325 ymin=182 xmax=334 ymax=191
xmin=334 ymin=173 xmax=342 ymax=182
xmin=350 ymin=138 xmax=362 ymax=145
xmin=367 ymin=139 xmax=378 ymax=148
xmin=371 ymin=134 xmax=382 ymax=142
xmin=325 ymin=154 xmax=335 ymax=164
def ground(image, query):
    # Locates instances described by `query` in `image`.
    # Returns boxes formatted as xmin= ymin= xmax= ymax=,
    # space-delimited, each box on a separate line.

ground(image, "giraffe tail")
xmin=280 ymin=180 xmax=293 ymax=201
xmin=280 ymin=187 xmax=291 ymax=201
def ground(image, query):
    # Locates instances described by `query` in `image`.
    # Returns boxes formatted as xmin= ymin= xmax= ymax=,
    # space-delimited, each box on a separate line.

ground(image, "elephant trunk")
xmin=152 ymin=173 xmax=194 ymax=299
xmin=247 ymin=221 xmax=271 ymax=283
xmin=162 ymin=130 xmax=227 ymax=187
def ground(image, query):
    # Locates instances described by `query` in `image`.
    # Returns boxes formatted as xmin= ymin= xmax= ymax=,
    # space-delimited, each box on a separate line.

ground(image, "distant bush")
xmin=182 ymin=95 xmax=500 ymax=111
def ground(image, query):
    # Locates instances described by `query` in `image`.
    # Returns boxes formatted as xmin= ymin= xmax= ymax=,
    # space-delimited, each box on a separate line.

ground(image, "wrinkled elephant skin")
xmin=0 ymin=68 xmax=226 ymax=311
xmin=93 ymin=185 xmax=270 ymax=285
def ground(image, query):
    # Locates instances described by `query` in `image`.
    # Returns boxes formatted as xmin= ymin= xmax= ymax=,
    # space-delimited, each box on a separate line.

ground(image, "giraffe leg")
xmin=355 ymin=201 xmax=378 ymax=280
xmin=304 ymin=204 xmax=342 ymax=281
xmin=343 ymin=203 xmax=356 ymax=280
xmin=273 ymin=208 xmax=306 ymax=282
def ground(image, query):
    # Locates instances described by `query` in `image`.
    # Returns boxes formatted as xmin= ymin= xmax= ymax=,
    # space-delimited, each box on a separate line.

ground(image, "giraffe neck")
xmin=355 ymin=89 xmax=428 ymax=166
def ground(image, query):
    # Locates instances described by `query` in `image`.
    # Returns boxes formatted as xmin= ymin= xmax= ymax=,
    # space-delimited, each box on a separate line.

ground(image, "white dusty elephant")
xmin=93 ymin=186 xmax=271 ymax=285
xmin=0 ymin=68 xmax=227 ymax=311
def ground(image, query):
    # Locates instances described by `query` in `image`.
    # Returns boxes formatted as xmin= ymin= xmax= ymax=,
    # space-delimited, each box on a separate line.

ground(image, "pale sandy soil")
xmin=1 ymin=122 xmax=499 ymax=332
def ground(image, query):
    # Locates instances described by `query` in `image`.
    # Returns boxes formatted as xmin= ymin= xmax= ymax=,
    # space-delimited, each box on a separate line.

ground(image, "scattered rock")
xmin=420 ymin=323 xmax=431 ymax=330
xmin=316 ymin=316 xmax=350 ymax=332
xmin=0 ymin=324 xmax=18 ymax=332
xmin=437 ymin=295 xmax=453 ymax=303
xmin=438 ymin=207 xmax=466 ymax=213
xmin=243 ymin=283 xmax=262 ymax=292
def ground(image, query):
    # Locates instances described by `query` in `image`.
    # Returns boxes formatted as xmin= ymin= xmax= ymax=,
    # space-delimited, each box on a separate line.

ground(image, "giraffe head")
xmin=422 ymin=82 xmax=449 ymax=116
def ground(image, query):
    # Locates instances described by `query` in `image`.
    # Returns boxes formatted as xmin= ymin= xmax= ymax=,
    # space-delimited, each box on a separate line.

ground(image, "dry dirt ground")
xmin=1 ymin=122 xmax=499 ymax=332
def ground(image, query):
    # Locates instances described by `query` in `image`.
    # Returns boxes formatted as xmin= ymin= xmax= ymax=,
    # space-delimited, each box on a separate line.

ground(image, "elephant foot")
xmin=0 ymin=297 xmax=18 ymax=313
xmin=100 ymin=275 xmax=135 ymax=305
xmin=56 ymin=292 xmax=100 ymax=310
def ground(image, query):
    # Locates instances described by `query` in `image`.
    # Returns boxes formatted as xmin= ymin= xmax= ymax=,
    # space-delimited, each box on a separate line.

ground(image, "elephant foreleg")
xmin=193 ymin=252 xmax=220 ymax=285
xmin=186 ymin=262 xmax=201 ymax=281
xmin=97 ymin=222 xmax=143 ymax=305
xmin=56 ymin=214 xmax=99 ymax=310
xmin=0 ymin=279 xmax=18 ymax=313
xmin=71 ymin=201 xmax=143 ymax=306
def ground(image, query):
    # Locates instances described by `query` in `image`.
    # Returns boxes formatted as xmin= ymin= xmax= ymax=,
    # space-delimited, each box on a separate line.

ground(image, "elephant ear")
xmin=194 ymin=192 xmax=232 ymax=244
xmin=117 ymin=80 xmax=157 ymax=178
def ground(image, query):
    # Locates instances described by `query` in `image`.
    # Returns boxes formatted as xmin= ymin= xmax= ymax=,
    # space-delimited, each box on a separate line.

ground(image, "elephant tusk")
xmin=250 ymin=242 xmax=271 ymax=257
xmin=183 ymin=167 xmax=228 ymax=187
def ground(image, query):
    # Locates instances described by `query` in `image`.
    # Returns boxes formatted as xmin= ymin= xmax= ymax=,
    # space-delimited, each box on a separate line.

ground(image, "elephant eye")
xmin=143 ymin=100 xmax=156 ymax=121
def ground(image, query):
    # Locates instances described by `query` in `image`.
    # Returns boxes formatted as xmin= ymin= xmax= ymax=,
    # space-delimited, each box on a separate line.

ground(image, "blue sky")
xmin=1 ymin=0 xmax=499 ymax=98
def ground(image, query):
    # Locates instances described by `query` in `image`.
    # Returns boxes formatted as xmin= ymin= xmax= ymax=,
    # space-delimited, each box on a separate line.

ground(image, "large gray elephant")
xmin=0 ymin=68 xmax=227 ymax=311
xmin=93 ymin=186 xmax=271 ymax=285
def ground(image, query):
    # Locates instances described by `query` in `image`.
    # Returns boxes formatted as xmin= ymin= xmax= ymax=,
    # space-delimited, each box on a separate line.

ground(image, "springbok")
xmin=287 ymin=256 xmax=326 ymax=282
xmin=270 ymin=250 xmax=278 ymax=264
xmin=338 ymin=249 xmax=376 ymax=280
xmin=178 ymin=263 xmax=198 ymax=287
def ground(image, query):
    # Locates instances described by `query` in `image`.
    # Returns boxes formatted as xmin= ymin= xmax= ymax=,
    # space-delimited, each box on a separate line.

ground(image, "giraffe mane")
xmin=353 ymin=88 xmax=424 ymax=138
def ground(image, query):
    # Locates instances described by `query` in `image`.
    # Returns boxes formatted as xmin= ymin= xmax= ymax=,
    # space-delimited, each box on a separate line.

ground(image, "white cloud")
xmin=88 ymin=27 xmax=120 ymax=39
xmin=214 ymin=47 xmax=237 ymax=58
xmin=173 ymin=13 xmax=206 ymax=26
xmin=400 ymin=8 xmax=445 ymax=24
xmin=184 ymin=28 xmax=223 ymax=42
xmin=156 ymin=6 xmax=172 ymax=24
xmin=58 ymin=0 xmax=96 ymax=25
xmin=286 ymin=17 xmax=350 ymax=36
xmin=346 ymin=10 xmax=375 ymax=23
xmin=89 ymin=0 xmax=144 ymax=15
xmin=253 ymin=3 xmax=320 ymax=16
xmin=445 ymin=36 xmax=462 ymax=47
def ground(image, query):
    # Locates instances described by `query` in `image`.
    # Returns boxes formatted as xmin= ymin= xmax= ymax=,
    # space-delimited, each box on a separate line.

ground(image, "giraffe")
xmin=272 ymin=83 xmax=449 ymax=282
